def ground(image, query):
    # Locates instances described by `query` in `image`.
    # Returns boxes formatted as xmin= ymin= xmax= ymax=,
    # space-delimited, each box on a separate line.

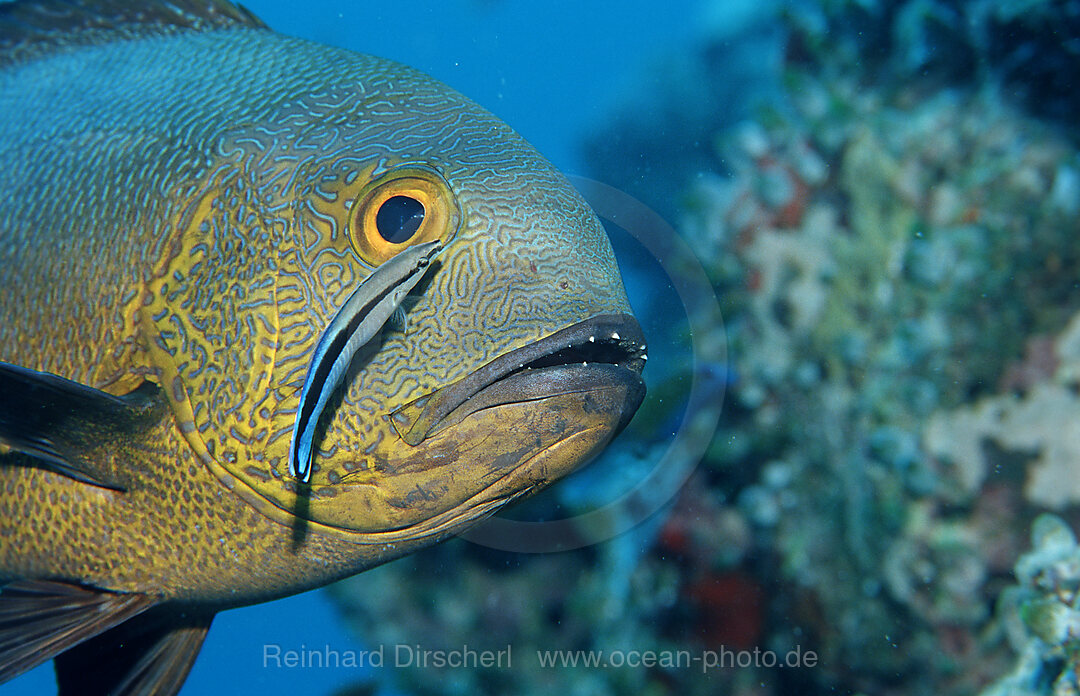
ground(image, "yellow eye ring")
xmin=348 ymin=167 xmax=459 ymax=267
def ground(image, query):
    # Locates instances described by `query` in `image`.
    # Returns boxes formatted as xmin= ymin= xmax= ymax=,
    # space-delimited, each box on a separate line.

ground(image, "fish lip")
xmin=390 ymin=313 xmax=647 ymax=445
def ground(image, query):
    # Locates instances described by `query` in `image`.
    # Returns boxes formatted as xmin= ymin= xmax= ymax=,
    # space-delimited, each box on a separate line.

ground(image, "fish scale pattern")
xmin=131 ymin=33 xmax=630 ymax=526
xmin=0 ymin=21 xmax=633 ymax=598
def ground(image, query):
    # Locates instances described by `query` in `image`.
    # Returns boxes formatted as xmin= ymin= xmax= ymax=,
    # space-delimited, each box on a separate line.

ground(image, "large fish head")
xmin=147 ymin=46 xmax=645 ymax=544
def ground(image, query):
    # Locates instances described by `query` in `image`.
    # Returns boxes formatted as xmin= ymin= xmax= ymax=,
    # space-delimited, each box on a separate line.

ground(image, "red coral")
xmin=686 ymin=572 xmax=766 ymax=651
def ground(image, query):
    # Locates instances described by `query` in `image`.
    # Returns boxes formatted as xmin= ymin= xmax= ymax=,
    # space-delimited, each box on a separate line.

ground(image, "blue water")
xmin=1 ymin=1 xmax=712 ymax=694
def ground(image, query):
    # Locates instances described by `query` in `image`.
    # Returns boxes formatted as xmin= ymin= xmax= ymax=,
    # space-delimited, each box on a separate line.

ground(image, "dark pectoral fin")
xmin=0 ymin=579 xmax=156 ymax=684
xmin=1 ymin=0 xmax=270 ymax=70
xmin=0 ymin=361 xmax=167 ymax=489
xmin=54 ymin=605 xmax=214 ymax=696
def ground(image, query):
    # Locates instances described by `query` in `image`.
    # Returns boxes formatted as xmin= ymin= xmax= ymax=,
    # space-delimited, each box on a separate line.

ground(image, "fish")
xmin=288 ymin=239 xmax=444 ymax=483
xmin=0 ymin=1 xmax=646 ymax=694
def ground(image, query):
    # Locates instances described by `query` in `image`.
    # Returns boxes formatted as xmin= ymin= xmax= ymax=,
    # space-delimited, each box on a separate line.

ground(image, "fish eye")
xmin=376 ymin=195 xmax=425 ymax=243
xmin=348 ymin=168 xmax=459 ymax=267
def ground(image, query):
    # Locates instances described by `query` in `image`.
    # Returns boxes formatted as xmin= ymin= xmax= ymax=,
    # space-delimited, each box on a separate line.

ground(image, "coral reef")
xmin=980 ymin=514 xmax=1080 ymax=696
xmin=675 ymin=44 xmax=1080 ymax=696
xmin=327 ymin=2 xmax=1080 ymax=695
xmin=927 ymin=312 xmax=1080 ymax=509
xmin=783 ymin=0 xmax=1080 ymax=129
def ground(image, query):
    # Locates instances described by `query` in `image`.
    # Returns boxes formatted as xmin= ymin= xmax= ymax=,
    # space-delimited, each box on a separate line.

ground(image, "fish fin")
xmin=54 ymin=606 xmax=214 ymax=696
xmin=0 ymin=361 xmax=167 ymax=489
xmin=388 ymin=303 xmax=408 ymax=333
xmin=0 ymin=0 xmax=269 ymax=68
xmin=0 ymin=579 xmax=156 ymax=684
xmin=392 ymin=295 xmax=423 ymax=331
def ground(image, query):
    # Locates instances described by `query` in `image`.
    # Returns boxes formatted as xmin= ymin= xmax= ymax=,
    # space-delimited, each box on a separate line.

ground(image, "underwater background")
xmin=8 ymin=0 xmax=1080 ymax=694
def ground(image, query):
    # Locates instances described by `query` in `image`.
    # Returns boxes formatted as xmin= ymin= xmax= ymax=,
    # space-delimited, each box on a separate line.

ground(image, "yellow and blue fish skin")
xmin=0 ymin=1 xmax=645 ymax=692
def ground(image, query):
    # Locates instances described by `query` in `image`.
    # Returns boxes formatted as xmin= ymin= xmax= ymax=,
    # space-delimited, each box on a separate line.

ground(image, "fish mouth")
xmin=390 ymin=313 xmax=647 ymax=445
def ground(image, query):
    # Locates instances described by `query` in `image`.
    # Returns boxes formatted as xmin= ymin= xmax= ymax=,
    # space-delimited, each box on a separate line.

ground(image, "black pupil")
xmin=375 ymin=196 xmax=425 ymax=244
